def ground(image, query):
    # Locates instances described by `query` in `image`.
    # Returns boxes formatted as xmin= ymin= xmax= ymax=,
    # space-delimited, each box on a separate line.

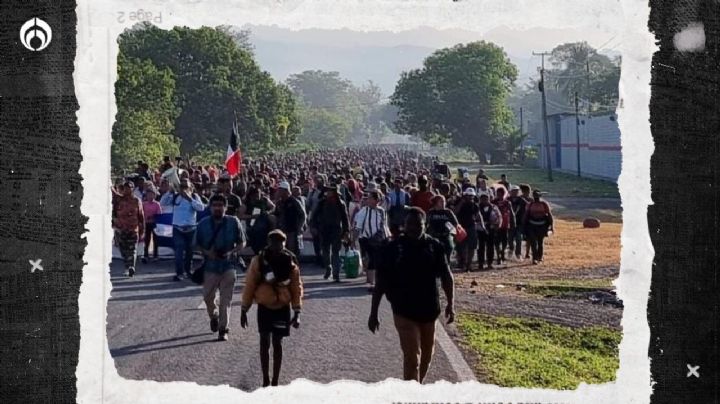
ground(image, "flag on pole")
xmin=225 ymin=116 xmax=242 ymax=177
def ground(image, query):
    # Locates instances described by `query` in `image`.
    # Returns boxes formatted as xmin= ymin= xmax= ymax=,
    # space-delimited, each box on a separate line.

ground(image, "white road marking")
xmin=435 ymin=322 xmax=476 ymax=381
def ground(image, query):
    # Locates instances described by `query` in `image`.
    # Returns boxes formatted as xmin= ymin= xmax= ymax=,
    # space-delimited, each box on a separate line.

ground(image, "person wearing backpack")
xmin=160 ymin=178 xmax=206 ymax=281
xmin=196 ymin=194 xmax=247 ymax=341
xmin=240 ymin=230 xmax=303 ymax=387
xmin=353 ymin=191 xmax=389 ymax=292
xmin=524 ymin=189 xmax=554 ymax=264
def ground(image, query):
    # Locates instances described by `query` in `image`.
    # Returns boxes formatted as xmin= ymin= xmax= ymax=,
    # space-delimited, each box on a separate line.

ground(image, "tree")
xmin=117 ymin=23 xmax=300 ymax=155
xmin=288 ymin=71 xmax=393 ymax=145
xmin=391 ymin=41 xmax=518 ymax=161
xmin=545 ymin=41 xmax=620 ymax=111
xmin=297 ymin=104 xmax=352 ymax=146
xmin=111 ymin=52 xmax=180 ymax=169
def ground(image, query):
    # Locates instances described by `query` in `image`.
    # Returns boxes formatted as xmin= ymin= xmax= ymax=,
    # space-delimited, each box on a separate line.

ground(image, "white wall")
xmin=533 ymin=113 xmax=621 ymax=182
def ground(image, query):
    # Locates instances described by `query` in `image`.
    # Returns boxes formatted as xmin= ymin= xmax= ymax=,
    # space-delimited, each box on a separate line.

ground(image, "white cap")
xmin=463 ymin=187 xmax=477 ymax=196
xmin=278 ymin=181 xmax=291 ymax=191
xmin=478 ymin=191 xmax=489 ymax=198
xmin=509 ymin=185 xmax=520 ymax=191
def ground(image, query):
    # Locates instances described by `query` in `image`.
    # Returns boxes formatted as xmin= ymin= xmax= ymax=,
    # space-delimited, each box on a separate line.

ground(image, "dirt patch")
xmin=445 ymin=217 xmax=622 ymax=329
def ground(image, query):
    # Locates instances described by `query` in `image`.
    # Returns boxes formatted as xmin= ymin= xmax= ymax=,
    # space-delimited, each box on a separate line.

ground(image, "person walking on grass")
xmin=112 ymin=181 xmax=145 ymax=277
xmin=161 ymin=178 xmax=206 ymax=281
xmin=353 ymin=190 xmax=389 ymax=293
xmin=241 ymin=230 xmax=303 ymax=387
xmin=524 ymin=189 xmax=554 ymax=265
xmin=196 ymin=194 xmax=247 ymax=341
xmin=368 ymin=207 xmax=455 ymax=383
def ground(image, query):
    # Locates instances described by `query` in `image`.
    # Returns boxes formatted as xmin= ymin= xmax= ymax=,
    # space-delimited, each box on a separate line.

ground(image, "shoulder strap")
xmin=361 ymin=206 xmax=370 ymax=235
xmin=208 ymin=218 xmax=226 ymax=249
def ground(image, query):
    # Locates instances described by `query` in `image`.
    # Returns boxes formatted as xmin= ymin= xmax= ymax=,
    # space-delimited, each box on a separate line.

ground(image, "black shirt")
xmin=215 ymin=192 xmax=242 ymax=217
xmin=279 ymin=197 xmax=306 ymax=233
xmin=509 ymin=196 xmax=527 ymax=227
xmin=378 ymin=234 xmax=451 ymax=323
xmin=426 ymin=208 xmax=458 ymax=238
xmin=456 ymin=200 xmax=479 ymax=230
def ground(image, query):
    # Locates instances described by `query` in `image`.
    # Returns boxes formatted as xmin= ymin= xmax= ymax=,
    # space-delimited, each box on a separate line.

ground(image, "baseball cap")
xmin=509 ymin=185 xmax=520 ymax=191
xmin=278 ymin=181 xmax=291 ymax=191
xmin=463 ymin=187 xmax=477 ymax=196
xmin=267 ymin=229 xmax=287 ymax=242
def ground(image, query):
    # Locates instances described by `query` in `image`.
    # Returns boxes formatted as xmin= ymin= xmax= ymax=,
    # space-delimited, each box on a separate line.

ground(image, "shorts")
xmin=257 ymin=305 xmax=291 ymax=337
xmin=358 ymin=238 xmax=382 ymax=270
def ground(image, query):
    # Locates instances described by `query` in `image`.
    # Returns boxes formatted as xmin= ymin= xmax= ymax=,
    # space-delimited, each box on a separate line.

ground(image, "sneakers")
xmin=323 ymin=268 xmax=332 ymax=280
xmin=210 ymin=315 xmax=219 ymax=333
xmin=218 ymin=329 xmax=229 ymax=341
xmin=333 ymin=277 xmax=341 ymax=283
xmin=173 ymin=275 xmax=182 ymax=282
xmin=141 ymin=257 xmax=148 ymax=264
xmin=127 ymin=267 xmax=135 ymax=277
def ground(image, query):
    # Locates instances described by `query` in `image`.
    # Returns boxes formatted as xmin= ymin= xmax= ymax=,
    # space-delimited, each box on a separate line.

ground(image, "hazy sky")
xmin=246 ymin=24 xmax=617 ymax=55
xmin=244 ymin=24 xmax=620 ymax=96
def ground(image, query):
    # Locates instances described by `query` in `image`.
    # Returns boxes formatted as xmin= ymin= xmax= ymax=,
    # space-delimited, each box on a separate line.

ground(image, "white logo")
xmin=20 ymin=18 xmax=52 ymax=52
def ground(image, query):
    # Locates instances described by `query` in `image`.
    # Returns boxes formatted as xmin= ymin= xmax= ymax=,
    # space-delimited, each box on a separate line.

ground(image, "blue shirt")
xmin=387 ymin=188 xmax=409 ymax=208
xmin=196 ymin=215 xmax=246 ymax=273
xmin=160 ymin=191 xmax=205 ymax=227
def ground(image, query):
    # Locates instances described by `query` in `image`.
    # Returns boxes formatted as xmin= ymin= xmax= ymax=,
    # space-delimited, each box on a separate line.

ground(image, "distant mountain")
xmin=246 ymin=25 xmax=615 ymax=96
xmin=251 ymin=39 xmax=539 ymax=96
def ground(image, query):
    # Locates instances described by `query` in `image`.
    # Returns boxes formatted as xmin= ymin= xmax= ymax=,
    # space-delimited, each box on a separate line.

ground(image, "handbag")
xmin=455 ymin=224 xmax=468 ymax=243
xmin=361 ymin=207 xmax=386 ymax=248
xmin=190 ymin=218 xmax=226 ymax=285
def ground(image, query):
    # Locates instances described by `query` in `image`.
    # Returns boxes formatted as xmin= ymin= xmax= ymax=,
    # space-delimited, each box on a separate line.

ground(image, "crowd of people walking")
xmin=111 ymin=147 xmax=554 ymax=385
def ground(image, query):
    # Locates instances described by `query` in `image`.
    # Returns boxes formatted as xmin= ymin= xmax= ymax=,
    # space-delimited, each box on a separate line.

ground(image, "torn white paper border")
xmin=76 ymin=0 xmax=655 ymax=403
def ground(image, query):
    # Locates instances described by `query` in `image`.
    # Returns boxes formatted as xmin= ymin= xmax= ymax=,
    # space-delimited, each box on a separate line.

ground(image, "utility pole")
xmin=519 ymin=107 xmax=524 ymax=163
xmin=533 ymin=51 xmax=553 ymax=182
xmin=575 ymin=92 xmax=581 ymax=177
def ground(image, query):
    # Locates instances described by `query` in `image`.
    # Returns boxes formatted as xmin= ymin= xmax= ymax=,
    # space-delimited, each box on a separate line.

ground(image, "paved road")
xmin=107 ymin=259 xmax=474 ymax=391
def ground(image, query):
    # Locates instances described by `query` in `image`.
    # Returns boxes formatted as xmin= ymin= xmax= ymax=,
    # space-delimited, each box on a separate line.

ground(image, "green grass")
xmin=522 ymin=278 xmax=615 ymax=298
xmin=456 ymin=313 xmax=620 ymax=389
xmin=450 ymin=165 xmax=619 ymax=198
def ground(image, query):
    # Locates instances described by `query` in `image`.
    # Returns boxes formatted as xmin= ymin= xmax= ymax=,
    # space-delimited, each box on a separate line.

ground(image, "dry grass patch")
xmin=543 ymin=219 xmax=621 ymax=271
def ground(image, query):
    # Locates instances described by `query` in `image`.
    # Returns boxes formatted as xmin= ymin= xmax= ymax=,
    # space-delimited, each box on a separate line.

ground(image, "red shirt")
xmin=411 ymin=190 xmax=435 ymax=213
xmin=114 ymin=195 xmax=144 ymax=232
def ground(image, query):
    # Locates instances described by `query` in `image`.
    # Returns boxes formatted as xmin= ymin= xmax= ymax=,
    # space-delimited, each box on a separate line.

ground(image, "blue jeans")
xmin=508 ymin=226 xmax=524 ymax=257
xmin=173 ymin=227 xmax=196 ymax=276
xmin=322 ymin=236 xmax=342 ymax=279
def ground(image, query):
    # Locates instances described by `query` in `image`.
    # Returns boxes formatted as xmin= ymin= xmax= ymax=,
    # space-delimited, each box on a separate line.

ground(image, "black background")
xmin=0 ymin=0 xmax=718 ymax=402
xmin=0 ymin=1 xmax=85 ymax=403
xmin=648 ymin=0 xmax=719 ymax=403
